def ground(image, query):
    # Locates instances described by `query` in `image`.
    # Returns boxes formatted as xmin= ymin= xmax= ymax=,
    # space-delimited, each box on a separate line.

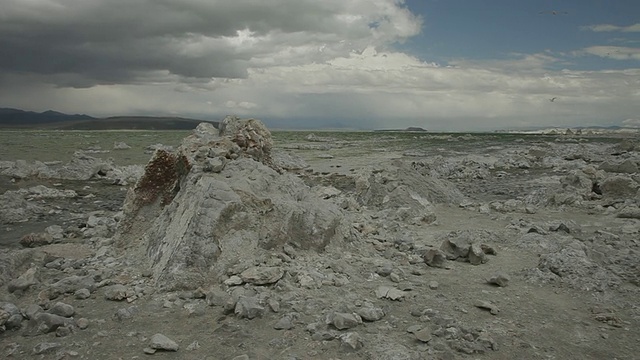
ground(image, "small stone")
xmin=274 ymin=316 xmax=294 ymax=330
xmin=239 ymin=266 xmax=284 ymax=285
xmin=389 ymin=272 xmax=401 ymax=283
xmin=224 ymin=275 xmax=243 ymax=286
xmin=186 ymin=341 xmax=200 ymax=350
xmin=76 ymin=318 xmax=89 ymax=329
xmin=474 ymin=300 xmax=499 ymax=315
xmin=48 ymin=302 xmax=75 ymax=317
xmin=375 ymin=286 xmax=406 ymax=301
xmin=339 ymin=332 xmax=363 ymax=352
xmin=150 ymin=333 xmax=179 ymax=351
xmin=414 ymin=327 xmax=432 ymax=343
xmin=356 ymin=305 xmax=385 ymax=322
xmin=423 ymin=249 xmax=447 ymax=268
xmin=74 ymin=288 xmax=91 ymax=300
xmin=428 ymin=281 xmax=439 ymax=290
xmin=234 ymin=296 xmax=265 ymax=319
xmin=468 ymin=244 xmax=487 ymax=265
xmin=33 ymin=342 xmax=61 ymax=355
xmin=55 ymin=325 xmax=72 ymax=337
xmin=487 ymin=272 xmax=510 ymax=287
xmin=104 ymin=284 xmax=128 ymax=301
xmin=143 ymin=347 xmax=156 ymax=354
xmin=331 ymin=312 xmax=362 ymax=330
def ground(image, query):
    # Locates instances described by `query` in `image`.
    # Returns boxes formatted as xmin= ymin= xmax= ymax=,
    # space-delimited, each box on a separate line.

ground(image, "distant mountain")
xmin=57 ymin=116 xmax=219 ymax=130
xmin=0 ymin=108 xmax=218 ymax=130
xmin=0 ymin=107 xmax=95 ymax=126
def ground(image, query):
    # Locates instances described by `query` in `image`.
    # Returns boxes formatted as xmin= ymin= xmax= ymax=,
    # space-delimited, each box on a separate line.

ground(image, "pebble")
xmin=487 ymin=272 xmax=510 ymax=287
xmin=150 ymin=333 xmax=179 ymax=351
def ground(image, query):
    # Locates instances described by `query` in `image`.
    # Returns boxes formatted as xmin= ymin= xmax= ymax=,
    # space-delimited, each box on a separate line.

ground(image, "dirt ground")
xmin=1 ymin=131 xmax=639 ymax=360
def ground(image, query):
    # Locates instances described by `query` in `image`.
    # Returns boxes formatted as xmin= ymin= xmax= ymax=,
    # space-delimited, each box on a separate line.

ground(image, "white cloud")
xmin=0 ymin=1 xmax=638 ymax=131
xmin=582 ymin=23 xmax=640 ymax=33
xmin=579 ymin=46 xmax=640 ymax=60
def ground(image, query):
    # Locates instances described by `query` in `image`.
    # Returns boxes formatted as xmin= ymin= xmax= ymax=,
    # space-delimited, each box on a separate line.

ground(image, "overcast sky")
xmin=0 ymin=0 xmax=639 ymax=130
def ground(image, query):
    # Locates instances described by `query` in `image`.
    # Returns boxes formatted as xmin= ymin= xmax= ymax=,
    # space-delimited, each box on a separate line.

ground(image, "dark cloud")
xmin=0 ymin=0 xmax=420 ymax=88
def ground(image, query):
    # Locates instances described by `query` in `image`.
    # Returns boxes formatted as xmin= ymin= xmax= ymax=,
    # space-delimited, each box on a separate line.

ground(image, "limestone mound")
xmin=114 ymin=118 xmax=346 ymax=290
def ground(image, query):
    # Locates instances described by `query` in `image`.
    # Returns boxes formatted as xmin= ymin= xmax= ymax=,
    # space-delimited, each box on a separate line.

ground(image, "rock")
xmin=224 ymin=275 xmax=243 ymax=286
xmin=599 ymin=159 xmax=638 ymax=174
xmin=150 ymin=333 xmax=179 ymax=351
xmin=414 ymin=327 xmax=432 ymax=343
xmin=440 ymin=236 xmax=471 ymax=260
xmin=113 ymin=119 xmax=345 ymax=291
xmin=239 ymin=266 xmax=284 ymax=285
xmin=356 ymin=304 xmax=385 ymax=322
xmin=331 ymin=312 xmax=362 ymax=330
xmin=5 ymin=314 xmax=23 ymax=330
xmin=274 ymin=314 xmax=294 ymax=330
xmin=474 ymin=300 xmax=499 ymax=315
xmin=114 ymin=306 xmax=138 ymax=321
xmin=468 ymin=244 xmax=487 ymax=265
xmin=50 ymin=275 xmax=97 ymax=294
xmin=32 ymin=342 xmax=61 ymax=355
xmin=186 ymin=341 xmax=200 ymax=351
xmin=8 ymin=265 xmax=39 ymax=292
xmin=375 ymin=286 xmax=406 ymax=301
xmin=76 ymin=318 xmax=89 ymax=329
xmin=47 ymin=302 xmax=75 ymax=318
xmin=74 ymin=288 xmax=91 ymax=299
xmin=104 ymin=284 xmax=128 ymax=301
xmin=234 ymin=296 xmax=265 ymax=319
xmin=423 ymin=249 xmax=447 ymax=268
xmin=23 ymin=304 xmax=43 ymax=320
xmin=339 ymin=332 xmax=363 ymax=352
xmin=29 ymin=312 xmax=73 ymax=334
xmin=600 ymin=175 xmax=638 ymax=198
xmin=19 ymin=232 xmax=53 ymax=248
xmin=487 ymin=272 xmax=510 ymax=287
xmin=428 ymin=281 xmax=439 ymax=290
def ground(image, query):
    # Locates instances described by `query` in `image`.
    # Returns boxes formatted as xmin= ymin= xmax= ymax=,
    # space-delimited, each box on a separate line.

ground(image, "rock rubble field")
xmin=0 ymin=117 xmax=639 ymax=359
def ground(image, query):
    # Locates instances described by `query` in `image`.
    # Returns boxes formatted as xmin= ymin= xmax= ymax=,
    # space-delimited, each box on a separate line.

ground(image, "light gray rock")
xmin=474 ymin=300 xmax=499 ymax=315
xmin=29 ymin=313 xmax=73 ymax=334
xmin=74 ymin=288 xmax=91 ymax=300
xmin=234 ymin=296 xmax=265 ymax=319
xmin=47 ymin=302 xmax=75 ymax=318
xmin=50 ymin=275 xmax=97 ymax=294
xmin=468 ymin=243 xmax=487 ymax=265
xmin=150 ymin=333 xmax=179 ymax=351
xmin=339 ymin=332 xmax=363 ymax=352
xmin=423 ymin=249 xmax=447 ymax=268
xmin=375 ymin=286 xmax=406 ymax=301
xmin=331 ymin=312 xmax=362 ymax=330
xmin=104 ymin=284 xmax=128 ymax=301
xmin=239 ymin=266 xmax=284 ymax=285
xmin=32 ymin=342 xmax=61 ymax=355
xmin=356 ymin=304 xmax=385 ymax=322
xmin=487 ymin=272 xmax=510 ymax=287
xmin=8 ymin=265 xmax=39 ymax=292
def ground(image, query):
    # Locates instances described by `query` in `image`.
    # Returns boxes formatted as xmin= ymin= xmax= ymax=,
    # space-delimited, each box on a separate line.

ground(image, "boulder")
xmin=114 ymin=119 xmax=346 ymax=290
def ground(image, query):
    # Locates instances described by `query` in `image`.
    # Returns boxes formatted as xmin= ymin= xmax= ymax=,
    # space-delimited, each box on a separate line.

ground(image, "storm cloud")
xmin=0 ymin=0 xmax=421 ymax=87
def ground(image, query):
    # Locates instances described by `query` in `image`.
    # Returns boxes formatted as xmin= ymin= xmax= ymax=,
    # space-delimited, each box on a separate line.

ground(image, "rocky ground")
xmin=1 ymin=119 xmax=639 ymax=359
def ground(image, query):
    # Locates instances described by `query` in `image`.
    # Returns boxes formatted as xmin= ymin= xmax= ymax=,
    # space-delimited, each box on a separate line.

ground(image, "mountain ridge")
xmin=0 ymin=108 xmax=218 ymax=130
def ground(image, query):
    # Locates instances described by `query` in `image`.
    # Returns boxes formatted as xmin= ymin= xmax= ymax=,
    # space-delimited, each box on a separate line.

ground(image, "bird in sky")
xmin=539 ymin=10 xmax=569 ymax=15
xmin=549 ymin=97 xmax=557 ymax=102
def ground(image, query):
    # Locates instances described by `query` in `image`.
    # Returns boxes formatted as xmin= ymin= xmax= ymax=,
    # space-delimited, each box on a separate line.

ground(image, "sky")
xmin=0 ymin=0 xmax=639 ymax=131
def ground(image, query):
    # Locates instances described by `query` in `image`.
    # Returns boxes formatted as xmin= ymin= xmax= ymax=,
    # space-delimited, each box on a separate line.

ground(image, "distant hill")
xmin=0 ymin=108 xmax=218 ymax=130
xmin=0 ymin=107 xmax=95 ymax=126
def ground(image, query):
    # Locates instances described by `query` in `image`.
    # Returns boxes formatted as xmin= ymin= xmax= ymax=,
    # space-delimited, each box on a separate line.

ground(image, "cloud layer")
xmin=0 ymin=1 xmax=638 ymax=130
